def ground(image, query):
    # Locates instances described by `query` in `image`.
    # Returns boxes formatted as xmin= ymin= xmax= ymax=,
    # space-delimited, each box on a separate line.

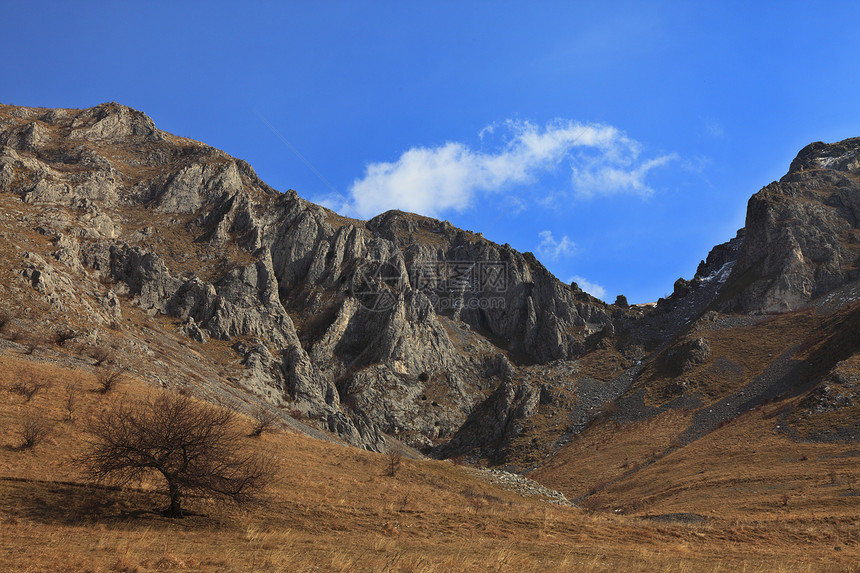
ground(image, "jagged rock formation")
xmin=657 ymin=337 xmax=711 ymax=377
xmin=435 ymin=377 xmax=540 ymax=463
xmin=0 ymin=102 xmax=614 ymax=452
xmin=718 ymin=138 xmax=860 ymax=313
xmin=2 ymin=101 xmax=859 ymax=467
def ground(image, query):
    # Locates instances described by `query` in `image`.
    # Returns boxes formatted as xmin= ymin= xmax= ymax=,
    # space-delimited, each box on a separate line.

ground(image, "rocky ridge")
xmin=0 ymin=102 xmax=617 ymax=452
xmin=718 ymin=138 xmax=860 ymax=313
xmin=2 ymin=102 xmax=859 ymax=466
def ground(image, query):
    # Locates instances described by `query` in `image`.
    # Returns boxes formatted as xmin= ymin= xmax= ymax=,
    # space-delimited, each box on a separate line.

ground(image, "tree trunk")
xmin=164 ymin=480 xmax=183 ymax=517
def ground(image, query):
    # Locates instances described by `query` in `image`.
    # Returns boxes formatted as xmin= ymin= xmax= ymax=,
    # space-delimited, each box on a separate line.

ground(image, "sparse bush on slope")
xmin=80 ymin=390 xmax=271 ymax=517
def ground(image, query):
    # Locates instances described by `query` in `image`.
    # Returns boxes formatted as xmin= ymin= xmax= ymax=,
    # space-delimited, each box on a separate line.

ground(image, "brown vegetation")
xmin=0 ymin=310 xmax=12 ymax=332
xmin=63 ymin=382 xmax=77 ymax=422
xmin=53 ymin=327 xmax=79 ymax=347
xmin=0 ymin=357 xmax=856 ymax=571
xmin=95 ymin=367 xmax=124 ymax=394
xmin=9 ymin=372 xmax=49 ymax=402
xmin=17 ymin=412 xmax=52 ymax=449
xmin=80 ymin=390 xmax=271 ymax=517
xmin=386 ymin=450 xmax=403 ymax=477
xmin=248 ymin=405 xmax=280 ymax=437
xmin=88 ymin=346 xmax=114 ymax=367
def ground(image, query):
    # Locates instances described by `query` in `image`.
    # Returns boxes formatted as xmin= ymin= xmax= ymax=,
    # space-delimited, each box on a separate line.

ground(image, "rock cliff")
xmin=717 ymin=138 xmax=860 ymax=313
xmin=0 ymin=102 xmax=614 ymax=451
xmin=2 ymin=102 xmax=859 ymax=464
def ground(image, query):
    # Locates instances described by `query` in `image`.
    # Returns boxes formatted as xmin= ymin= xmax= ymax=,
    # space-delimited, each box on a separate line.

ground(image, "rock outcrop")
xmin=0 ymin=102 xmax=615 ymax=452
xmin=4 ymin=101 xmax=860 ymax=461
xmin=718 ymin=138 xmax=860 ymax=313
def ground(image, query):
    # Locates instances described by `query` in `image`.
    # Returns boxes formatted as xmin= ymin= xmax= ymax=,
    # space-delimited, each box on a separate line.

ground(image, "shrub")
xmin=18 ymin=413 xmax=52 ymax=449
xmin=89 ymin=346 xmax=114 ymax=367
xmin=95 ymin=368 xmax=124 ymax=394
xmin=64 ymin=383 xmax=77 ymax=422
xmin=248 ymin=405 xmax=279 ymax=437
xmin=80 ymin=391 xmax=271 ymax=517
xmin=54 ymin=328 xmax=78 ymax=347
xmin=9 ymin=375 xmax=49 ymax=402
xmin=0 ymin=311 xmax=12 ymax=331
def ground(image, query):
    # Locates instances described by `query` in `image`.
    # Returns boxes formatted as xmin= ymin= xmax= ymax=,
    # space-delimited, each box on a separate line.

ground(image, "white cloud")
xmin=338 ymin=119 xmax=675 ymax=218
xmin=571 ymin=154 xmax=677 ymax=198
xmin=537 ymin=230 xmax=576 ymax=261
xmin=568 ymin=275 xmax=607 ymax=300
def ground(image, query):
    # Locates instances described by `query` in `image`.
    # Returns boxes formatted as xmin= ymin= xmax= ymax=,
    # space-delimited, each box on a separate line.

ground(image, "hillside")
xmin=1 ymin=102 xmax=859 ymax=569
xmin=1 ymin=338 xmax=858 ymax=571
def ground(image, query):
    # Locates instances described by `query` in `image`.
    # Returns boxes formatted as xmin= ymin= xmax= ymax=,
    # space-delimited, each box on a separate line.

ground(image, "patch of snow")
xmin=701 ymin=261 xmax=735 ymax=284
xmin=817 ymin=156 xmax=837 ymax=168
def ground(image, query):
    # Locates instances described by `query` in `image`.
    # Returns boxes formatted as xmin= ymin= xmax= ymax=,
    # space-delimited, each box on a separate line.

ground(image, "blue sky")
xmin=4 ymin=1 xmax=860 ymax=303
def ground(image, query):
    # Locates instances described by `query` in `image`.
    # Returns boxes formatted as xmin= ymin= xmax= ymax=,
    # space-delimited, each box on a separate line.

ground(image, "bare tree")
xmin=80 ymin=391 xmax=270 ymax=517
xmin=386 ymin=450 xmax=402 ymax=477
xmin=9 ymin=374 xmax=49 ymax=402
xmin=248 ymin=405 xmax=279 ymax=437
xmin=18 ymin=413 xmax=52 ymax=449
xmin=95 ymin=368 xmax=124 ymax=394
xmin=64 ymin=383 xmax=77 ymax=422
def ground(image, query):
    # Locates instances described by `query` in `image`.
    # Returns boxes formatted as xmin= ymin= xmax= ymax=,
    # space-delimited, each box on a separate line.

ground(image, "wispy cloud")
xmin=704 ymin=118 xmax=724 ymax=138
xmin=333 ymin=119 xmax=675 ymax=218
xmin=571 ymin=153 xmax=677 ymax=199
xmin=537 ymin=230 xmax=576 ymax=261
xmin=569 ymin=275 xmax=607 ymax=300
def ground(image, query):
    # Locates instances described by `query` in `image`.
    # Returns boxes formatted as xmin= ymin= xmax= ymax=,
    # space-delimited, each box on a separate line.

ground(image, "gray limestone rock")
xmin=13 ymin=102 xmax=860 ymax=456
xmin=718 ymin=138 xmax=860 ymax=313
xmin=0 ymin=101 xmax=615 ymax=451
xmin=282 ymin=344 xmax=339 ymax=411
xmin=177 ymin=316 xmax=208 ymax=343
xmin=101 ymin=290 xmax=122 ymax=321
xmin=68 ymin=102 xmax=162 ymax=143
xmin=434 ymin=378 xmax=539 ymax=462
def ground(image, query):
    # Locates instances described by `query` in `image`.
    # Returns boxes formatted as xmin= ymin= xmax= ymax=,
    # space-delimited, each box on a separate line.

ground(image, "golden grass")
xmin=531 ymin=409 xmax=695 ymax=502
xmin=0 ymin=356 xmax=858 ymax=571
xmin=636 ymin=310 xmax=821 ymax=407
xmin=536 ymin=396 xmax=860 ymax=524
xmin=574 ymin=345 xmax=632 ymax=382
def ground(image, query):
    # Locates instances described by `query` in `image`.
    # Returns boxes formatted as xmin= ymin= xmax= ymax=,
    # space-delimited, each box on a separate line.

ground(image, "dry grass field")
xmin=0 ymin=355 xmax=858 ymax=572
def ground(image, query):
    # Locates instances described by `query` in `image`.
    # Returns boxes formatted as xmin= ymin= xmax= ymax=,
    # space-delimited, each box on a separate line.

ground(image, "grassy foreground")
xmin=0 ymin=355 xmax=857 ymax=572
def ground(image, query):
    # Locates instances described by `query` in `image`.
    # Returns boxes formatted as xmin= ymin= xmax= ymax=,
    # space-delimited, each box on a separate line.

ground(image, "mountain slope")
xmin=0 ymin=102 xmax=618 ymax=453
xmin=3 ymin=354 xmax=857 ymax=571
xmin=1 ymin=101 xmax=859 ymax=481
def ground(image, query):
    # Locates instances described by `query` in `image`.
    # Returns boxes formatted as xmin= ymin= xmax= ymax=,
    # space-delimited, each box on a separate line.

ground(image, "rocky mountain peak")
xmin=0 ymin=102 xmax=618 ymax=452
xmin=714 ymin=137 xmax=860 ymax=313
xmin=786 ymin=137 xmax=860 ymax=175
xmin=0 ymin=101 xmax=162 ymax=145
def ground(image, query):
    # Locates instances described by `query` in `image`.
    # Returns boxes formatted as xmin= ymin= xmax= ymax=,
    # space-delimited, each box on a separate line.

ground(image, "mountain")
xmin=719 ymin=138 xmax=860 ymax=312
xmin=1 ymin=101 xmax=858 ymax=477
xmin=0 ymin=102 xmax=618 ymax=452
